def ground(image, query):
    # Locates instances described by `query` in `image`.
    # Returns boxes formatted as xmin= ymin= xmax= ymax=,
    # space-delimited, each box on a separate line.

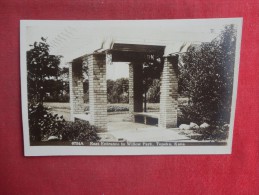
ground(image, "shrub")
xmin=61 ymin=120 xmax=100 ymax=142
xmin=177 ymin=111 xmax=191 ymax=127
xmin=179 ymin=104 xmax=211 ymax=126
xmin=179 ymin=25 xmax=236 ymax=126
xmin=192 ymin=125 xmax=229 ymax=141
xmin=85 ymin=105 xmax=129 ymax=112
xmin=28 ymin=103 xmax=64 ymax=142
xmin=177 ymin=108 xmax=229 ymax=141
xmin=107 ymin=105 xmax=129 ymax=112
xmin=29 ymin=104 xmax=100 ymax=143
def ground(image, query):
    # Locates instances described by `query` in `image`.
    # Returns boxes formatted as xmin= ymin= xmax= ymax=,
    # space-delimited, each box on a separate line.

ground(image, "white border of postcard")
xmin=21 ymin=18 xmax=243 ymax=156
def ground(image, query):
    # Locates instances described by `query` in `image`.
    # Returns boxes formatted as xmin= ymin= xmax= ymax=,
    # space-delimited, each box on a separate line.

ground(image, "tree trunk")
xmin=144 ymin=92 xmax=147 ymax=112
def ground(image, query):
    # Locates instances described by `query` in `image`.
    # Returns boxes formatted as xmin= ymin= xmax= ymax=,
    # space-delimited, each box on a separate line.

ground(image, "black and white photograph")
xmin=20 ymin=19 xmax=242 ymax=156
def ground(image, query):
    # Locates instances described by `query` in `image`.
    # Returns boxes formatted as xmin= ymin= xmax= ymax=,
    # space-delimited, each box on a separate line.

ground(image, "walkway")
xmin=98 ymin=113 xmax=191 ymax=142
xmin=74 ymin=113 xmax=192 ymax=142
xmin=105 ymin=127 xmax=190 ymax=142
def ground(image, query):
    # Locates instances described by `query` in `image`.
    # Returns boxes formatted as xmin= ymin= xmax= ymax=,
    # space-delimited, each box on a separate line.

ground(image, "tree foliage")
xmin=107 ymin=78 xmax=129 ymax=103
xmin=147 ymin=79 xmax=160 ymax=103
xmin=28 ymin=103 xmax=100 ymax=142
xmin=179 ymin=25 xmax=237 ymax=126
xmin=43 ymin=80 xmax=69 ymax=102
xmin=142 ymin=55 xmax=163 ymax=111
xmin=28 ymin=103 xmax=64 ymax=142
xmin=61 ymin=120 xmax=100 ymax=142
xmin=27 ymin=37 xmax=62 ymax=104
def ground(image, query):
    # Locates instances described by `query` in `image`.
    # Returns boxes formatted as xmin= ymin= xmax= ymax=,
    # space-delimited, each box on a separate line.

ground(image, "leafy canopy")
xmin=179 ymin=25 xmax=237 ymax=126
xmin=27 ymin=37 xmax=62 ymax=103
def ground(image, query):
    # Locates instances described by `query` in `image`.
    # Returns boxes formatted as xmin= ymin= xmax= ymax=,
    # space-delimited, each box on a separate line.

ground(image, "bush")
xmin=177 ymin=107 xmax=229 ymax=141
xmin=177 ymin=111 xmax=191 ymax=127
xmin=192 ymin=125 xmax=229 ymax=141
xmin=28 ymin=103 xmax=64 ymax=142
xmin=84 ymin=105 xmax=129 ymax=112
xmin=107 ymin=105 xmax=129 ymax=112
xmin=61 ymin=120 xmax=100 ymax=142
xmin=179 ymin=25 xmax=236 ymax=126
xmin=179 ymin=104 xmax=211 ymax=126
xmin=29 ymin=104 xmax=100 ymax=142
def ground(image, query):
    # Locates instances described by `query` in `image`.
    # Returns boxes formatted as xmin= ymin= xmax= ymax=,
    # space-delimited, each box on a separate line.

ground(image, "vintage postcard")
xmin=20 ymin=18 xmax=242 ymax=156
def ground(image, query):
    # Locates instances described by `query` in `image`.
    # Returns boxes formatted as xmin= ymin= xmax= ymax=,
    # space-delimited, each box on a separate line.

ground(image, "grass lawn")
xmin=44 ymin=102 xmax=72 ymax=121
xmin=44 ymin=102 xmax=160 ymax=110
xmin=43 ymin=102 xmax=160 ymax=121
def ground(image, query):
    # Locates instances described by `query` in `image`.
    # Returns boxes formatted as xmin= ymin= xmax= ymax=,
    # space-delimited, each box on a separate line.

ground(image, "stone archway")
xmin=69 ymin=43 xmax=178 ymax=132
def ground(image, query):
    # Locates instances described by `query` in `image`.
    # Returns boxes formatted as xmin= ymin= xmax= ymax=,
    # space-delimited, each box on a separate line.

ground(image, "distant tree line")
xmin=107 ymin=78 xmax=129 ymax=103
xmin=42 ymin=77 xmax=161 ymax=104
xmin=42 ymin=80 xmax=69 ymax=102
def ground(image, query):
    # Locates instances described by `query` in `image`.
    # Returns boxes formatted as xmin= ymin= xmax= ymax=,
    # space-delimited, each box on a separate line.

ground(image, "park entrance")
xmin=69 ymin=43 xmax=178 ymax=132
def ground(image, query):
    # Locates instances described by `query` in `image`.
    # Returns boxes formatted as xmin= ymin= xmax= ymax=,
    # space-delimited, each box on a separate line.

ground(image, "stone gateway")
xmin=69 ymin=43 xmax=178 ymax=132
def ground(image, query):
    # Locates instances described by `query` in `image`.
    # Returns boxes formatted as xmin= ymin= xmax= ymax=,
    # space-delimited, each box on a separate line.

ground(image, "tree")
xmin=43 ymin=80 xmax=69 ymax=102
xmin=179 ymin=25 xmax=237 ymax=126
xmin=142 ymin=54 xmax=163 ymax=111
xmin=27 ymin=37 xmax=62 ymax=104
xmin=83 ymin=80 xmax=89 ymax=103
xmin=147 ymin=79 xmax=160 ymax=103
xmin=107 ymin=78 xmax=129 ymax=103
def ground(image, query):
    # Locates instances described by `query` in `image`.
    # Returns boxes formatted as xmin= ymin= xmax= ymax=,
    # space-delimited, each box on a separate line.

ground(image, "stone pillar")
xmin=129 ymin=62 xmax=143 ymax=122
xmin=86 ymin=53 xmax=107 ymax=132
xmin=69 ymin=60 xmax=84 ymax=121
xmin=159 ymin=55 xmax=178 ymax=128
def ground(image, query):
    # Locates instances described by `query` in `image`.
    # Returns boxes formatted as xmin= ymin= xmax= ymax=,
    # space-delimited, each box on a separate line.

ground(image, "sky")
xmin=24 ymin=19 xmax=239 ymax=80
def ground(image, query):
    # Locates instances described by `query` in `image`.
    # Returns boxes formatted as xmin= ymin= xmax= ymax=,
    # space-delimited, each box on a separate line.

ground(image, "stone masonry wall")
xmin=128 ymin=63 xmax=134 ymax=121
xmin=86 ymin=53 xmax=107 ymax=132
xmin=159 ymin=55 xmax=178 ymax=128
xmin=69 ymin=61 xmax=84 ymax=121
xmin=128 ymin=62 xmax=143 ymax=122
xmin=69 ymin=62 xmax=74 ymax=120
